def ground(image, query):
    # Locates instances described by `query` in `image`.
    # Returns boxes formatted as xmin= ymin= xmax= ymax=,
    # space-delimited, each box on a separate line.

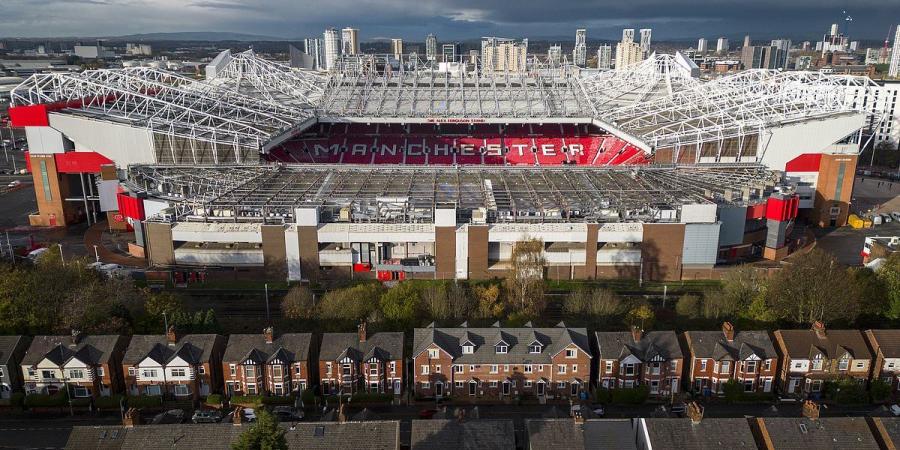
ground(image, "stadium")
xmin=6 ymin=50 xmax=884 ymax=281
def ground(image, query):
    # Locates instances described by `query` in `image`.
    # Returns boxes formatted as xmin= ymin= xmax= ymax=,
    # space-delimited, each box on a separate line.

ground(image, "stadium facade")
xmin=6 ymin=50 xmax=890 ymax=282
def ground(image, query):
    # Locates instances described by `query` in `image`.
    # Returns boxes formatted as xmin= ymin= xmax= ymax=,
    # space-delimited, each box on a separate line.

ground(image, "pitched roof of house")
xmin=223 ymin=332 xmax=312 ymax=364
xmin=686 ymin=330 xmax=776 ymax=361
xmin=410 ymin=419 xmax=515 ymax=450
xmin=412 ymin=326 xmax=591 ymax=364
xmin=22 ymin=335 xmax=123 ymax=367
xmin=123 ymin=334 xmax=221 ymax=366
xmin=319 ymin=332 xmax=404 ymax=362
xmin=65 ymin=424 xmax=243 ymax=449
xmin=775 ymin=329 xmax=872 ymax=360
xmin=641 ymin=418 xmax=757 ymax=449
xmin=759 ymin=418 xmax=879 ymax=450
xmin=595 ymin=331 xmax=683 ymax=362
xmin=284 ymin=421 xmax=400 ymax=450
xmin=526 ymin=419 xmax=637 ymax=450
xmin=0 ymin=336 xmax=27 ymax=366
xmin=865 ymin=330 xmax=900 ymax=358
xmin=870 ymin=417 xmax=900 ymax=448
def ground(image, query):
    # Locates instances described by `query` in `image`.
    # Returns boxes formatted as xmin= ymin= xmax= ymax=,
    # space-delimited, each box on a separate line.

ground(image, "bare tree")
xmin=505 ymin=238 xmax=546 ymax=315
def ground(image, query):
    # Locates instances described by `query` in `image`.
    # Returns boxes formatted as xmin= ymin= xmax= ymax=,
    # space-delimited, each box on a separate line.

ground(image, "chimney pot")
xmin=802 ymin=400 xmax=820 ymax=420
xmin=358 ymin=322 xmax=367 ymax=343
xmin=166 ymin=326 xmax=178 ymax=345
xmin=338 ymin=403 xmax=347 ymax=423
xmin=631 ymin=326 xmax=643 ymax=343
xmin=687 ymin=401 xmax=704 ymax=424
xmin=264 ymin=326 xmax=274 ymax=344
xmin=232 ymin=406 xmax=243 ymax=425
xmin=70 ymin=329 xmax=82 ymax=347
xmin=722 ymin=322 xmax=735 ymax=342
xmin=123 ymin=408 xmax=141 ymax=427
xmin=812 ymin=321 xmax=826 ymax=338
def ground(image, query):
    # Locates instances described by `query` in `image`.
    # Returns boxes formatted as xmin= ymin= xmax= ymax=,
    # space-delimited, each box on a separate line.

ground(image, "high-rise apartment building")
xmin=391 ymin=39 xmax=403 ymax=59
xmin=323 ymin=28 xmax=341 ymax=70
xmin=622 ymin=29 xmax=635 ymax=43
xmin=574 ymin=29 xmax=587 ymax=67
xmin=441 ymin=43 xmax=460 ymax=62
xmin=341 ymin=27 xmax=359 ymax=55
xmin=890 ymin=25 xmax=900 ymax=78
xmin=302 ymin=38 xmax=325 ymax=70
xmin=615 ymin=41 xmax=643 ymax=70
xmin=716 ymin=37 xmax=729 ymax=53
xmin=425 ymin=33 xmax=437 ymax=62
xmin=697 ymin=38 xmax=708 ymax=53
xmin=741 ymin=45 xmax=787 ymax=70
xmin=481 ymin=37 xmax=527 ymax=72
xmin=770 ymin=39 xmax=791 ymax=52
xmin=548 ymin=44 xmax=562 ymax=65
xmin=640 ymin=29 xmax=652 ymax=53
xmin=743 ymin=35 xmax=751 ymax=48
xmin=597 ymin=45 xmax=612 ymax=69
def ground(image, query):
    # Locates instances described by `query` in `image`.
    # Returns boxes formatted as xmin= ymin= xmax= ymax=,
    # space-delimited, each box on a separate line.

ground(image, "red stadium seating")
xmin=265 ymin=123 xmax=650 ymax=167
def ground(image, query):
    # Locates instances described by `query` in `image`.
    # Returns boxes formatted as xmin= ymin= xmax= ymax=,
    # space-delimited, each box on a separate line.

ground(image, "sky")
xmin=1 ymin=0 xmax=897 ymax=41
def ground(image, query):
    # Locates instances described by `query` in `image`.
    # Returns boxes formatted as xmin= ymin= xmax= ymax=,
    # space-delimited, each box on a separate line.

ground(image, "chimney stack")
xmin=455 ymin=408 xmax=466 ymax=423
xmin=166 ymin=326 xmax=178 ymax=345
xmin=338 ymin=403 xmax=348 ymax=423
xmin=232 ymin=407 xmax=244 ymax=426
xmin=687 ymin=401 xmax=704 ymax=425
xmin=631 ymin=326 xmax=643 ymax=343
xmin=812 ymin=321 xmax=826 ymax=339
xmin=572 ymin=405 xmax=585 ymax=424
xmin=802 ymin=400 xmax=820 ymax=420
xmin=722 ymin=322 xmax=735 ymax=342
xmin=123 ymin=408 xmax=141 ymax=427
xmin=358 ymin=322 xmax=367 ymax=343
xmin=264 ymin=326 xmax=274 ymax=344
xmin=70 ymin=329 xmax=82 ymax=347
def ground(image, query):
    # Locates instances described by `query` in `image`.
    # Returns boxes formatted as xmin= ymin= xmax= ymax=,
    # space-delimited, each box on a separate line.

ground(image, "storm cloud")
xmin=0 ymin=0 xmax=896 ymax=41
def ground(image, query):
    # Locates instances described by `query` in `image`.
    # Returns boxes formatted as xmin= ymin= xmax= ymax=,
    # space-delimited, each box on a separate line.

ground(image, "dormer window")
xmin=565 ymin=349 xmax=577 ymax=358
xmin=427 ymin=349 xmax=439 ymax=359
xmin=529 ymin=344 xmax=542 ymax=354
xmin=838 ymin=357 xmax=850 ymax=371
xmin=462 ymin=344 xmax=474 ymax=354
xmin=495 ymin=345 xmax=508 ymax=354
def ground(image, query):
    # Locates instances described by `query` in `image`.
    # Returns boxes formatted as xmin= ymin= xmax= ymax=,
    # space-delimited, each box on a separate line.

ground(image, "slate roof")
xmin=641 ymin=418 xmax=757 ymax=449
xmin=595 ymin=331 xmax=683 ymax=362
xmin=223 ymin=332 xmax=312 ymax=364
xmin=65 ymin=424 xmax=243 ymax=449
xmin=685 ymin=330 xmax=776 ymax=361
xmin=0 ymin=335 xmax=27 ymax=366
xmin=871 ymin=417 xmax=900 ymax=447
xmin=22 ymin=335 xmax=123 ymax=367
xmin=526 ymin=419 xmax=637 ymax=450
xmin=410 ymin=419 xmax=515 ymax=450
xmin=123 ymin=334 xmax=222 ymax=366
xmin=775 ymin=329 xmax=872 ymax=361
xmin=759 ymin=418 xmax=879 ymax=450
xmin=319 ymin=332 xmax=404 ymax=362
xmin=412 ymin=325 xmax=591 ymax=364
xmin=284 ymin=421 xmax=400 ymax=450
xmin=865 ymin=330 xmax=900 ymax=358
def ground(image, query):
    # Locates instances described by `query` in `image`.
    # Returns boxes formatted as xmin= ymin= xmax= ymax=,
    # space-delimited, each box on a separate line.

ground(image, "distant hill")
xmin=105 ymin=31 xmax=289 ymax=42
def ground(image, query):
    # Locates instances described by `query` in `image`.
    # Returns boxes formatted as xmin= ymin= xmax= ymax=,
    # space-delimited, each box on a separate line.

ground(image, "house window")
xmin=428 ymin=349 xmax=439 ymax=359
xmin=565 ymin=349 xmax=577 ymax=358
xmin=669 ymin=360 xmax=677 ymax=371
xmin=435 ymin=365 xmax=441 ymax=373
xmin=811 ymin=358 xmax=823 ymax=371
xmin=605 ymin=361 xmax=613 ymax=372
xmin=700 ymin=360 xmax=707 ymax=371
xmin=326 ymin=362 xmax=332 ymax=375
xmin=745 ymin=361 xmax=757 ymax=373
xmin=624 ymin=364 xmax=635 ymax=376
xmin=245 ymin=365 xmax=256 ymax=377
xmin=145 ymin=385 xmax=161 ymax=396
xmin=247 ymin=384 xmax=257 ymax=395
xmin=524 ymin=365 xmax=533 ymax=374
xmin=27 ymin=368 xmax=35 ymax=377
xmin=529 ymin=344 xmax=542 ymax=353
xmin=421 ymin=365 xmax=430 ymax=375
xmin=390 ymin=362 xmax=396 ymax=374
xmin=273 ymin=365 xmax=283 ymax=378
xmin=557 ymin=381 xmax=566 ymax=389
xmin=743 ymin=380 xmax=754 ymax=392
xmin=421 ymin=382 xmax=430 ymax=389
xmin=490 ymin=381 xmax=498 ymax=388
xmin=764 ymin=360 xmax=771 ymax=371
xmin=128 ymin=367 xmax=135 ymax=377
xmin=141 ymin=369 xmax=157 ymax=378
xmin=462 ymin=345 xmax=474 ymax=354
xmin=229 ymin=364 xmax=236 ymax=376
xmin=198 ymin=366 xmax=205 ymax=375
xmin=810 ymin=380 xmax=823 ymax=392
xmin=525 ymin=381 xmax=533 ymax=388
xmin=274 ymin=384 xmax=284 ymax=396
xmin=174 ymin=384 xmax=190 ymax=396
xmin=295 ymin=365 xmax=302 ymax=375
xmin=794 ymin=362 xmax=803 ymax=369
xmin=649 ymin=362 xmax=661 ymax=375
xmin=342 ymin=364 xmax=351 ymax=376
xmin=719 ymin=361 xmax=730 ymax=374
xmin=572 ymin=364 xmax=578 ymax=373
xmin=855 ymin=361 xmax=865 ymax=370
xmin=455 ymin=381 xmax=464 ymax=388
xmin=503 ymin=365 xmax=509 ymax=372
xmin=96 ymin=367 xmax=104 ymax=377
xmin=838 ymin=359 xmax=849 ymax=371
xmin=171 ymin=368 xmax=186 ymax=377
xmin=41 ymin=370 xmax=53 ymax=380
xmin=470 ymin=365 xmax=476 ymax=372
xmin=490 ymin=365 xmax=498 ymax=374
xmin=496 ymin=345 xmax=508 ymax=354
xmin=69 ymin=369 xmax=84 ymax=379
xmin=369 ymin=366 xmax=378 ymax=376
xmin=557 ymin=365 xmax=566 ymax=374
xmin=538 ymin=365 xmax=544 ymax=372
xmin=454 ymin=365 xmax=463 ymax=374
xmin=72 ymin=386 xmax=89 ymax=398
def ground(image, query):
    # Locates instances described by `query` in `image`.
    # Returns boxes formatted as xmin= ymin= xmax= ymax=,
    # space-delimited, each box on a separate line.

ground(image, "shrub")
xmin=871 ymin=379 xmax=892 ymax=403
xmin=593 ymin=388 xmax=612 ymax=404
xmin=230 ymin=395 xmax=263 ymax=407
xmin=824 ymin=378 xmax=868 ymax=405
xmin=610 ymin=385 xmax=650 ymax=405
xmin=24 ymin=392 xmax=67 ymax=408
xmin=300 ymin=389 xmax=315 ymax=406
xmin=9 ymin=392 xmax=25 ymax=408
xmin=126 ymin=395 xmax=163 ymax=408
xmin=95 ymin=395 xmax=124 ymax=410
xmin=206 ymin=394 xmax=223 ymax=406
xmin=261 ymin=395 xmax=294 ymax=405
xmin=349 ymin=392 xmax=393 ymax=403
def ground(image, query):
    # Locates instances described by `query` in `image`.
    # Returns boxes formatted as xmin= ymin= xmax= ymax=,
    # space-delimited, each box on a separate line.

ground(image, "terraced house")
xmin=21 ymin=332 xmax=127 ymax=398
xmin=318 ymin=323 xmax=404 ymax=395
xmin=412 ymin=322 xmax=591 ymax=400
xmin=774 ymin=322 xmax=872 ymax=396
xmin=122 ymin=327 xmax=224 ymax=400
xmin=684 ymin=322 xmax=778 ymax=394
xmin=595 ymin=327 xmax=683 ymax=397
xmin=864 ymin=329 xmax=900 ymax=391
xmin=222 ymin=327 xmax=312 ymax=396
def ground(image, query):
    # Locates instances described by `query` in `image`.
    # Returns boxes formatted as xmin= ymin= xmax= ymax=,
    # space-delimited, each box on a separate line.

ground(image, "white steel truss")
xmin=208 ymin=49 xmax=328 ymax=107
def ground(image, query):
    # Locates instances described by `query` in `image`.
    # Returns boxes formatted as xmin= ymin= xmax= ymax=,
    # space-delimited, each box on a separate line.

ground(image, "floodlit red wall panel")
xmin=117 ymin=193 xmax=145 ymax=221
xmin=785 ymin=153 xmax=823 ymax=172
xmin=8 ymin=104 xmax=50 ymax=127
xmin=765 ymin=195 xmax=799 ymax=221
xmin=746 ymin=203 xmax=766 ymax=219
xmin=24 ymin=151 xmax=31 ymax=173
xmin=53 ymin=152 xmax=114 ymax=174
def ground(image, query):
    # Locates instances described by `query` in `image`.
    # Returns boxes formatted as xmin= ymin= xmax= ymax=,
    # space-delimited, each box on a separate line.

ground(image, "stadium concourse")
xmin=5 ymin=50 xmax=885 ymax=282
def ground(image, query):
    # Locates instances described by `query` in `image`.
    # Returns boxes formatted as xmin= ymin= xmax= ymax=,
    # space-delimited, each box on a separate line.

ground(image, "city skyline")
xmin=0 ymin=0 xmax=897 ymax=41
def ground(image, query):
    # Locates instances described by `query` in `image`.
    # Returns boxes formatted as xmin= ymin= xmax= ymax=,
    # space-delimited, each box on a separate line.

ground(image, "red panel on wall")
xmin=765 ymin=195 xmax=800 ymax=221
xmin=746 ymin=203 xmax=766 ymax=220
xmin=8 ymin=104 xmax=50 ymax=127
xmin=785 ymin=153 xmax=822 ymax=173
xmin=116 ymin=193 xmax=145 ymax=221
xmin=53 ymin=152 xmax=114 ymax=174
xmin=24 ymin=151 xmax=31 ymax=173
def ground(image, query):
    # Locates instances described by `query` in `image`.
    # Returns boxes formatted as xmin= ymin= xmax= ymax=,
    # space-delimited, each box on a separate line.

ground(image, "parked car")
xmin=151 ymin=409 xmax=186 ymax=425
xmin=26 ymin=247 xmax=48 ymax=262
xmin=418 ymin=409 xmax=438 ymax=419
xmin=191 ymin=409 xmax=222 ymax=424
xmin=591 ymin=404 xmax=605 ymax=417
xmin=225 ymin=408 xmax=257 ymax=423
xmin=891 ymin=404 xmax=900 ymax=417
xmin=892 ymin=212 xmax=900 ymax=221
xmin=6 ymin=180 xmax=19 ymax=188
xmin=883 ymin=214 xmax=893 ymax=223
xmin=271 ymin=406 xmax=304 ymax=421
xmin=669 ymin=403 xmax=687 ymax=417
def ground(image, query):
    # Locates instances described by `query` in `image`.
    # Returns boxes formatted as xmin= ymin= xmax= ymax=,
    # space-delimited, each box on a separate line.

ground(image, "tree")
xmin=765 ymin=249 xmax=859 ymax=324
xmin=232 ymin=409 xmax=287 ymax=450
xmin=145 ymin=292 xmax=185 ymax=318
xmin=505 ymin=238 xmax=546 ymax=315
xmin=718 ymin=266 xmax=765 ymax=317
xmin=421 ymin=282 xmax=451 ymax=321
xmin=281 ymin=286 xmax=315 ymax=320
xmin=624 ymin=304 xmax=655 ymax=330
xmin=879 ymin=253 xmax=900 ymax=319
xmin=473 ymin=284 xmax=503 ymax=319
xmin=447 ymin=281 xmax=471 ymax=319
xmin=380 ymin=281 xmax=423 ymax=324
xmin=563 ymin=287 xmax=622 ymax=321
xmin=675 ymin=294 xmax=701 ymax=319
xmin=316 ymin=283 xmax=383 ymax=322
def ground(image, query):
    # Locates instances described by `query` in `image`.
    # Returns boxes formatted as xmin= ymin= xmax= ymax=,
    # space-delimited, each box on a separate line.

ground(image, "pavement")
xmin=83 ymin=221 xmax=146 ymax=267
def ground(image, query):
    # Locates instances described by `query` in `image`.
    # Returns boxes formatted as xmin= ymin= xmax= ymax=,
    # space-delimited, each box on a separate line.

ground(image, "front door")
xmin=788 ymin=379 xmax=798 ymax=394
xmin=502 ymin=381 xmax=510 ymax=396
xmin=469 ymin=381 xmax=477 ymax=396
xmin=393 ymin=379 xmax=401 ymax=394
xmin=537 ymin=382 xmax=545 ymax=397
xmin=435 ymin=382 xmax=443 ymax=397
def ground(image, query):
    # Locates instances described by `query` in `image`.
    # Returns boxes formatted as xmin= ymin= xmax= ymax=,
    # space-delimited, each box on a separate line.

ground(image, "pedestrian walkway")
xmin=83 ymin=221 xmax=146 ymax=267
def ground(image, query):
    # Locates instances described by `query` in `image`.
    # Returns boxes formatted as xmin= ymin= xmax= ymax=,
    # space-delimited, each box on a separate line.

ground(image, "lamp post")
xmin=93 ymin=245 xmax=100 ymax=263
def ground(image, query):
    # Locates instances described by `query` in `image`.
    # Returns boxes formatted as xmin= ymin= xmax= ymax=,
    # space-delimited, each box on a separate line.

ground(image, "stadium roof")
xmin=11 ymin=50 xmax=881 ymax=156
xmin=128 ymin=164 xmax=777 ymax=224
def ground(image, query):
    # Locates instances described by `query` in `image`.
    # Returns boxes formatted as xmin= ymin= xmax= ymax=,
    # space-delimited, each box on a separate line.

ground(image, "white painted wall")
xmin=285 ymin=227 xmax=302 ymax=281
xmin=171 ymin=223 xmax=262 ymax=243
xmin=758 ymin=113 xmax=865 ymax=171
xmin=597 ymin=223 xmax=643 ymax=242
xmin=455 ymin=226 xmax=469 ymax=279
xmin=174 ymin=248 xmax=264 ymax=266
xmin=680 ymin=204 xmax=718 ymax=224
xmin=48 ymin=113 xmax=155 ymax=167
xmin=25 ymin=126 xmax=67 ymax=154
